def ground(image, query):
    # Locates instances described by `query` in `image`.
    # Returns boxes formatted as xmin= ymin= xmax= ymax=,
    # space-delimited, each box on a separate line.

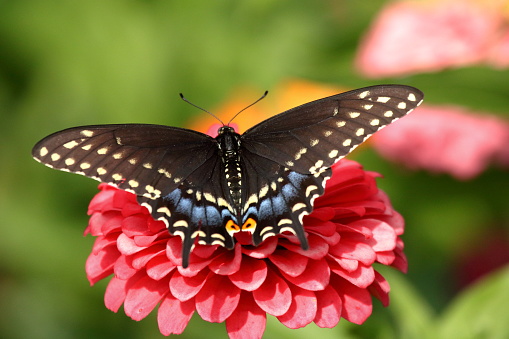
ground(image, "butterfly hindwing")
xmin=138 ymin=153 xmax=237 ymax=267
xmin=239 ymin=147 xmax=330 ymax=248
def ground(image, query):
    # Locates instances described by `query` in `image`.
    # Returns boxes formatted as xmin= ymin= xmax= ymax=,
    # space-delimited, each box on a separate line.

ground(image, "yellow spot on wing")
xmin=40 ymin=147 xmax=48 ymax=157
xmin=63 ymin=140 xmax=79 ymax=149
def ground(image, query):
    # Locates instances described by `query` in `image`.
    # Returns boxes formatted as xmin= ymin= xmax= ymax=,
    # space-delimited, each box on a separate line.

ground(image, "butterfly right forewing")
xmin=241 ymin=85 xmax=424 ymax=174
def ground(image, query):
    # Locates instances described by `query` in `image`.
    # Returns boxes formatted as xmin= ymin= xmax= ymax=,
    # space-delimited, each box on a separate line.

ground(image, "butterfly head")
xmin=217 ymin=125 xmax=235 ymax=135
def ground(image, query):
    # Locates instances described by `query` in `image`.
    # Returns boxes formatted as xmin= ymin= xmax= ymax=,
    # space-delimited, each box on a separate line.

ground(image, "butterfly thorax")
xmin=216 ymin=126 xmax=243 ymax=211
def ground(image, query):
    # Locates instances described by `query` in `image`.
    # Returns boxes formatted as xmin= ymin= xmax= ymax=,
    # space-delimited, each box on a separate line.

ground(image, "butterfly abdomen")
xmin=216 ymin=126 xmax=243 ymax=212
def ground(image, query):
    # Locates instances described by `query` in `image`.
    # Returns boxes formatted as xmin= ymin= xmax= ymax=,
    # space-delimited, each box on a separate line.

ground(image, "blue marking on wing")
xmin=242 ymin=206 xmax=258 ymax=223
xmin=164 ymin=189 xmax=181 ymax=204
xmin=206 ymin=205 xmax=223 ymax=225
xmin=190 ymin=205 xmax=206 ymax=225
xmin=287 ymin=171 xmax=306 ymax=186
xmin=281 ymin=182 xmax=298 ymax=198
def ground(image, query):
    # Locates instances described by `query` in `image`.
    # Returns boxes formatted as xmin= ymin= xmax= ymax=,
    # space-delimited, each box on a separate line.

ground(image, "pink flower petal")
xmin=124 ymin=275 xmax=169 ymax=321
xmin=146 ymin=255 xmax=177 ymax=280
xmin=90 ymin=233 xmax=118 ymax=254
xmin=314 ymin=285 xmax=342 ymax=328
xmin=86 ymin=242 xmax=119 ymax=284
xmin=350 ymin=219 xmax=397 ymax=252
xmin=269 ymin=250 xmax=309 ymax=277
xmin=280 ymin=258 xmax=330 ymax=291
xmin=242 ymin=237 xmax=278 ymax=258
xmin=117 ymin=233 xmax=146 ymax=255
xmin=229 ymin=256 xmax=268 ymax=291
xmin=87 ymin=184 xmax=116 ymax=213
xmin=252 ymin=269 xmax=292 ymax=316
xmin=356 ymin=1 xmax=499 ymax=77
xmin=331 ymin=263 xmax=375 ymax=289
xmin=113 ymin=255 xmax=138 ymax=280
xmin=131 ymin=243 xmax=166 ymax=269
xmin=157 ymin=293 xmax=195 ymax=335
xmin=373 ymin=105 xmax=509 ymax=179
xmin=304 ymin=219 xmax=337 ymax=237
xmin=165 ymin=237 xmax=184 ymax=266
xmin=122 ymin=215 xmax=153 ymax=236
xmin=86 ymin=212 xmax=122 ymax=236
xmin=376 ymin=251 xmax=396 ymax=265
xmin=277 ymin=285 xmax=317 ymax=329
xmin=333 ymin=257 xmax=359 ymax=272
xmin=279 ymin=234 xmax=329 ymax=260
xmin=170 ymin=268 xmax=209 ymax=302
xmin=195 ymin=274 xmax=241 ymax=322
xmin=391 ymin=245 xmax=408 ymax=273
xmin=209 ymin=243 xmax=242 ymax=275
xmin=368 ymin=271 xmax=391 ymax=307
xmin=307 ymin=207 xmax=336 ymax=221
xmin=329 ymin=238 xmax=376 ymax=265
xmin=333 ymin=276 xmax=372 ymax=324
xmin=104 ymin=276 xmax=129 ymax=312
xmin=226 ymin=292 xmax=266 ymax=339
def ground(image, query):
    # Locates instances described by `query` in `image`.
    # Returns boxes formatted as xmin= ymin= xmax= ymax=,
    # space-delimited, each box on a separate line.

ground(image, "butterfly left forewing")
xmin=32 ymin=124 xmax=217 ymax=198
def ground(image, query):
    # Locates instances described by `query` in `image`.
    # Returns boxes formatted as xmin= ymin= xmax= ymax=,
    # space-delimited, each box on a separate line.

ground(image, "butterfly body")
xmin=32 ymin=85 xmax=423 ymax=267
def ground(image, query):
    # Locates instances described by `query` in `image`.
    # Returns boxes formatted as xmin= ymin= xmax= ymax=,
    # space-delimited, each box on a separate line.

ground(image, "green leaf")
xmin=438 ymin=265 xmax=509 ymax=339
xmin=382 ymin=269 xmax=436 ymax=339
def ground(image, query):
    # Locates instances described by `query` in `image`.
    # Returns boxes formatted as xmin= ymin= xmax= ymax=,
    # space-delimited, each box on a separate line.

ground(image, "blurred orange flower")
xmin=189 ymin=80 xmax=347 ymax=134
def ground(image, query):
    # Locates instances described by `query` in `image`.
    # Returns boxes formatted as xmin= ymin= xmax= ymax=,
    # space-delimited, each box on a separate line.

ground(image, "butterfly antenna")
xmin=179 ymin=93 xmax=225 ymax=125
xmin=227 ymin=90 xmax=269 ymax=125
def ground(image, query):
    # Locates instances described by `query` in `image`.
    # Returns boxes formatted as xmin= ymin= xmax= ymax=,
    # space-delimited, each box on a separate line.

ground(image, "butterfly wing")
xmin=32 ymin=124 xmax=230 ymax=266
xmin=242 ymin=85 xmax=424 ymax=174
xmin=240 ymin=85 xmax=423 ymax=245
xmin=32 ymin=124 xmax=217 ymax=198
xmin=239 ymin=147 xmax=328 ymax=249
xmin=138 ymin=153 xmax=238 ymax=267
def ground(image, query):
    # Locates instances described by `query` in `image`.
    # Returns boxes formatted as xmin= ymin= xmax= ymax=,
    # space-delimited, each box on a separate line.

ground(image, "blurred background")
xmin=1 ymin=0 xmax=509 ymax=338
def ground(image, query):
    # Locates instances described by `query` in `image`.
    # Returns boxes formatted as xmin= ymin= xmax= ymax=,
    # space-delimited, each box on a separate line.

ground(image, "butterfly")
xmin=32 ymin=85 xmax=423 ymax=267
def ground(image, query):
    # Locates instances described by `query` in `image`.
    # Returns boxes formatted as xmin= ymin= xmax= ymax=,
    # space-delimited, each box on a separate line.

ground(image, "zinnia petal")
xmin=195 ymin=274 xmax=241 ymax=322
xmin=314 ymin=285 xmax=342 ymax=328
xmin=252 ymin=269 xmax=292 ymax=316
xmin=226 ymin=292 xmax=267 ymax=339
xmin=277 ymin=285 xmax=317 ymax=329
xmin=229 ymin=256 xmax=268 ymax=291
xmin=124 ymin=275 xmax=169 ymax=321
xmin=158 ymin=293 xmax=195 ymax=335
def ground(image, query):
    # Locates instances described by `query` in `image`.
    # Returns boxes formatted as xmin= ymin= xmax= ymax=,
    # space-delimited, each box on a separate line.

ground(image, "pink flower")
xmin=487 ymin=28 xmax=509 ymax=68
xmin=84 ymin=159 xmax=407 ymax=338
xmin=356 ymin=0 xmax=503 ymax=77
xmin=372 ymin=105 xmax=509 ymax=180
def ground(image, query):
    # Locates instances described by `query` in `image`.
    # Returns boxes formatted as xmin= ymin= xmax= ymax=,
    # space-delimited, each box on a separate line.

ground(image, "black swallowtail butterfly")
xmin=32 ymin=85 xmax=423 ymax=267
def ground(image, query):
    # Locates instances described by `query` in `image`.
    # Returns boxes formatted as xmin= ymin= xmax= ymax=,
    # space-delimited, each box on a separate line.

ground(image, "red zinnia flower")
xmin=372 ymin=105 xmax=509 ymax=180
xmin=85 ymin=159 xmax=407 ymax=338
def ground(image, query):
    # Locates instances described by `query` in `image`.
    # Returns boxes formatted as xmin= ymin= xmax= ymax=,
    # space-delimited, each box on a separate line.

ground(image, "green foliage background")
xmin=1 ymin=1 xmax=508 ymax=338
